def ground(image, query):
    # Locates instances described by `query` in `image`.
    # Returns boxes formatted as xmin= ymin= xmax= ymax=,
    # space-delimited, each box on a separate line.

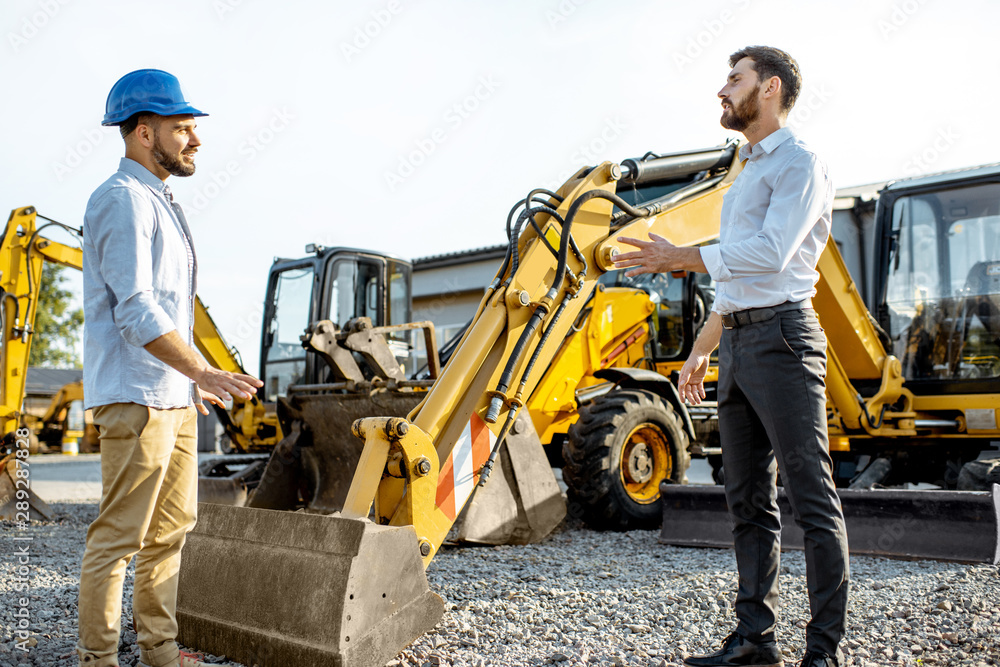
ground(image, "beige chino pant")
xmin=77 ymin=403 xmax=198 ymax=667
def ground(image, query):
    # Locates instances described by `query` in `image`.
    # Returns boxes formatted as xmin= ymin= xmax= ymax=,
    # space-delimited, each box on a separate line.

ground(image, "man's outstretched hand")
xmin=677 ymin=353 xmax=710 ymax=406
xmin=613 ymin=233 xmax=707 ymax=277
xmin=194 ymin=367 xmax=263 ymax=413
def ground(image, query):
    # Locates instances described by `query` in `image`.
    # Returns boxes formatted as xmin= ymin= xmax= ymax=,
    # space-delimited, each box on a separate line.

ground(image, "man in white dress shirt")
xmin=614 ymin=46 xmax=849 ymax=667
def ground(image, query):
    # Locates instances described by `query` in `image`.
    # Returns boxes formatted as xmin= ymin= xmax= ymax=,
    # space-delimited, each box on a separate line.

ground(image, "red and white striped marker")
xmin=435 ymin=413 xmax=496 ymax=521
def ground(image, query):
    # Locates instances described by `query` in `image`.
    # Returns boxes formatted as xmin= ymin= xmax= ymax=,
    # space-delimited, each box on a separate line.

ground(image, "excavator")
xmin=173 ymin=142 xmax=999 ymax=667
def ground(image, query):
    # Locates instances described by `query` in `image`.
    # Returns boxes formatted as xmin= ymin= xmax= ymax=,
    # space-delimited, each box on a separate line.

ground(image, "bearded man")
xmin=77 ymin=69 xmax=261 ymax=667
xmin=614 ymin=47 xmax=849 ymax=667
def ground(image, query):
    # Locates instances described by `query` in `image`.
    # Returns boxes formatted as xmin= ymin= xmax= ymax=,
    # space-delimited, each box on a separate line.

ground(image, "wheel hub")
xmin=626 ymin=442 xmax=653 ymax=483
xmin=619 ymin=423 xmax=673 ymax=504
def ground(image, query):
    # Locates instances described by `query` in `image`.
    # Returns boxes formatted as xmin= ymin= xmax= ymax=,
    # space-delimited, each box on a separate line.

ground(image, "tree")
xmin=28 ymin=263 xmax=84 ymax=368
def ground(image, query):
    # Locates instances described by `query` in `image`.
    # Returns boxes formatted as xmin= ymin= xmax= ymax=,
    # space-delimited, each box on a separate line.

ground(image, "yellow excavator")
xmin=174 ymin=142 xmax=999 ymax=667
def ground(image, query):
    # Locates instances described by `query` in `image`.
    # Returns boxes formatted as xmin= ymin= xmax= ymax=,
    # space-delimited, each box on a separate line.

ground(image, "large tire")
xmin=563 ymin=389 xmax=689 ymax=530
xmin=957 ymin=457 xmax=1000 ymax=491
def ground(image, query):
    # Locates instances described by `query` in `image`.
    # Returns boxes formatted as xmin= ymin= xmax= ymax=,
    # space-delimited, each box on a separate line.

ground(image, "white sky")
xmin=2 ymin=0 xmax=993 ymax=372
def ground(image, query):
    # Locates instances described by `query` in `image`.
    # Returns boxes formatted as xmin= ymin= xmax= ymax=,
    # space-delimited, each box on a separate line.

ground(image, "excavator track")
xmin=659 ymin=482 xmax=1000 ymax=564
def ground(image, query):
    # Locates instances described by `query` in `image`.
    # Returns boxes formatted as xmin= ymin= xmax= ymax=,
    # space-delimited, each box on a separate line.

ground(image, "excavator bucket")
xmin=454 ymin=410 xmax=567 ymax=544
xmin=247 ymin=389 xmax=425 ymax=512
xmin=0 ymin=453 xmax=52 ymax=521
xmin=176 ymin=503 xmax=444 ymax=667
xmin=659 ymin=483 xmax=1000 ymax=564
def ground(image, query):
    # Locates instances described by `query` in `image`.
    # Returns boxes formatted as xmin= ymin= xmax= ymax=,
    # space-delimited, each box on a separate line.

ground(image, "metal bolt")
xmin=385 ymin=419 xmax=408 ymax=439
xmin=510 ymin=414 xmax=522 ymax=435
xmin=415 ymin=457 xmax=432 ymax=476
xmin=518 ymin=290 xmax=531 ymax=307
xmin=419 ymin=541 xmax=431 ymax=557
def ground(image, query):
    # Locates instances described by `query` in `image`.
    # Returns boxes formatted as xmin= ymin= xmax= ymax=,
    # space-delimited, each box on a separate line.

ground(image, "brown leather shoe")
xmin=683 ymin=632 xmax=784 ymax=667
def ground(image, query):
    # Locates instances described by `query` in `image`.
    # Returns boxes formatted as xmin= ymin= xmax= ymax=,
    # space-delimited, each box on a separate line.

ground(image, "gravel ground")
xmin=2 ymin=500 xmax=998 ymax=667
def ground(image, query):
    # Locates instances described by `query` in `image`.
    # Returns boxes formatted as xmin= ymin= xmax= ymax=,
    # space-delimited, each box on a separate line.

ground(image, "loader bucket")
xmin=177 ymin=502 xmax=444 ymax=667
xmin=0 ymin=453 xmax=52 ymax=521
xmin=454 ymin=410 xmax=567 ymax=544
xmin=659 ymin=483 xmax=1000 ymax=564
xmin=249 ymin=390 xmax=424 ymax=512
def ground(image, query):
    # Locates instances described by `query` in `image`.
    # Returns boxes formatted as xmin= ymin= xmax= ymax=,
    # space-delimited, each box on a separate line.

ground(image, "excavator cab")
xmin=198 ymin=246 xmax=429 ymax=505
xmin=260 ymin=246 xmax=417 ymax=400
xmin=879 ymin=176 xmax=1000 ymax=388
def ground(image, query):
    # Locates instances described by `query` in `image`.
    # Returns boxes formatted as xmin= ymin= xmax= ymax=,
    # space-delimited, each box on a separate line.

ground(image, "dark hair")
xmin=119 ymin=112 xmax=159 ymax=139
xmin=728 ymin=46 xmax=801 ymax=113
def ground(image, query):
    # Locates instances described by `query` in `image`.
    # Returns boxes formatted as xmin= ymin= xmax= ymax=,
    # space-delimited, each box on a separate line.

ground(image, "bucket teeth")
xmin=177 ymin=503 xmax=444 ymax=667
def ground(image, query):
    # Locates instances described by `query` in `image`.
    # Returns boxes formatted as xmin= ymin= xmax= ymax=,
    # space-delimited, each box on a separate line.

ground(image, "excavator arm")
xmin=1 ymin=206 xmax=83 ymax=442
xmin=347 ymin=144 xmax=745 ymax=564
xmin=192 ymin=296 xmax=282 ymax=452
xmin=175 ymin=142 xmax=747 ymax=667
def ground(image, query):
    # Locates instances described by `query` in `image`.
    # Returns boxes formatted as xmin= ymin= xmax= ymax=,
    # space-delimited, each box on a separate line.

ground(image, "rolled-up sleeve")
xmin=716 ymin=152 xmax=828 ymax=279
xmin=88 ymin=187 xmax=175 ymax=347
xmin=699 ymin=244 xmax=732 ymax=283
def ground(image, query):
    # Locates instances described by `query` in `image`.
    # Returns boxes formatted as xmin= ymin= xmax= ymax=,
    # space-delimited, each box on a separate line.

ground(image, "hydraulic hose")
xmin=476 ymin=406 xmax=518 ymax=488
xmin=487 ymin=189 xmax=653 ymax=423
xmin=548 ymin=189 xmax=652 ymax=301
xmin=485 ymin=302 xmax=547 ymax=423
xmin=516 ymin=297 xmax=570 ymax=398
xmin=24 ymin=219 xmax=83 ymax=309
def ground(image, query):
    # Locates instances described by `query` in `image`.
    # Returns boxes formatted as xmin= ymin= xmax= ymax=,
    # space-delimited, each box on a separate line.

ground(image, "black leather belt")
xmin=720 ymin=299 xmax=811 ymax=330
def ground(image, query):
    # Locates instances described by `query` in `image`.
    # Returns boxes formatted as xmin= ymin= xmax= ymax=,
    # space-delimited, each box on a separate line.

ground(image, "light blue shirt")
xmin=700 ymin=128 xmax=833 ymax=315
xmin=82 ymin=158 xmax=198 ymax=410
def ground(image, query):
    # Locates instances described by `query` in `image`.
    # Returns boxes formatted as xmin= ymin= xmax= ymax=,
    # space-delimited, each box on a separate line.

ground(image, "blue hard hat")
xmin=102 ymin=69 xmax=207 ymax=126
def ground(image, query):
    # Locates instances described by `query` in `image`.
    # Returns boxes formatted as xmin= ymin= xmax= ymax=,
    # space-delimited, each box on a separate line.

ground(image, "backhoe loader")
xmin=173 ymin=142 xmax=749 ymax=667
xmin=175 ymin=142 xmax=999 ymax=666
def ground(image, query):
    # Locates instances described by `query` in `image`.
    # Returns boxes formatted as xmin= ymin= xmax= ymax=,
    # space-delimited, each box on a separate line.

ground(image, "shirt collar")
xmin=739 ymin=127 xmax=795 ymax=161
xmin=118 ymin=157 xmax=169 ymax=196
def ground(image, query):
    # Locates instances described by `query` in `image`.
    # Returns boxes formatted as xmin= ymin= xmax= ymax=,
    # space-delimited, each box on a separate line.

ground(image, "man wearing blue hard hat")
xmin=77 ymin=69 xmax=261 ymax=667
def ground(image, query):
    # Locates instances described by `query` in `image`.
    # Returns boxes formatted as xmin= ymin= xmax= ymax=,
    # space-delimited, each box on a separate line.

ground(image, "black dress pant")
xmin=718 ymin=305 xmax=849 ymax=656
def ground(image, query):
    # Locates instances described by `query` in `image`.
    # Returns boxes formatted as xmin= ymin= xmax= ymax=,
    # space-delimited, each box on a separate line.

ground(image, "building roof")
xmin=413 ymin=244 xmax=507 ymax=270
xmin=25 ymin=367 xmax=82 ymax=397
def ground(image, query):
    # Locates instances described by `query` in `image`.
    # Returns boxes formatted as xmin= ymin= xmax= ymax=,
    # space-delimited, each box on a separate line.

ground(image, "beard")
xmin=152 ymin=132 xmax=196 ymax=177
xmin=720 ymin=84 xmax=761 ymax=132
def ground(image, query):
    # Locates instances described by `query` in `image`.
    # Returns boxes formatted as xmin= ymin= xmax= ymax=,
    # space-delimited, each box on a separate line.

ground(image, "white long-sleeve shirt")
xmin=700 ymin=128 xmax=833 ymax=315
xmin=82 ymin=158 xmax=198 ymax=410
